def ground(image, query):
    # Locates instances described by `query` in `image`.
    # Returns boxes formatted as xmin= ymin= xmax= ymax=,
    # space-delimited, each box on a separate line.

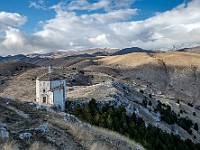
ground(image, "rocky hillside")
xmin=101 ymin=52 xmax=200 ymax=106
xmin=178 ymin=47 xmax=200 ymax=53
xmin=1 ymin=51 xmax=200 ymax=149
xmin=0 ymin=97 xmax=144 ymax=150
xmin=0 ymin=61 xmax=38 ymax=76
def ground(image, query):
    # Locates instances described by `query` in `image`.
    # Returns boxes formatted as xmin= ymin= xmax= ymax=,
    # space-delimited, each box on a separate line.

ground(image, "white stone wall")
xmin=36 ymin=79 xmax=51 ymax=103
xmin=36 ymin=78 xmax=66 ymax=111
xmin=53 ymin=88 xmax=65 ymax=111
xmin=36 ymin=79 xmax=40 ymax=103
xmin=50 ymin=80 xmax=66 ymax=98
xmin=50 ymin=79 xmax=66 ymax=111
xmin=48 ymin=91 xmax=54 ymax=105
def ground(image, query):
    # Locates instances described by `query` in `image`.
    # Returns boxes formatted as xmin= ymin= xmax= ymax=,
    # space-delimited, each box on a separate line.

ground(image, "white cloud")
xmin=33 ymin=0 xmax=200 ymax=51
xmin=109 ymin=0 xmax=200 ymax=50
xmin=0 ymin=27 xmax=35 ymax=56
xmin=0 ymin=12 xmax=30 ymax=55
xmin=2 ymin=28 xmax=25 ymax=50
xmin=31 ymin=2 xmax=138 ymax=51
xmin=89 ymin=34 xmax=110 ymax=46
xmin=67 ymin=0 xmax=136 ymax=11
xmin=29 ymin=0 xmax=47 ymax=10
xmin=68 ymin=0 xmax=110 ymax=11
xmin=0 ymin=12 xmax=27 ymax=30
xmin=1 ymin=0 xmax=200 ymax=55
xmin=91 ymin=9 xmax=137 ymax=23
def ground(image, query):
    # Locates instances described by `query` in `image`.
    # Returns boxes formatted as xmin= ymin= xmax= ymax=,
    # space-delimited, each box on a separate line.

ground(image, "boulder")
xmin=0 ymin=126 xmax=9 ymax=139
xmin=19 ymin=132 xmax=32 ymax=140
xmin=64 ymin=114 xmax=80 ymax=123
xmin=36 ymin=124 xmax=49 ymax=133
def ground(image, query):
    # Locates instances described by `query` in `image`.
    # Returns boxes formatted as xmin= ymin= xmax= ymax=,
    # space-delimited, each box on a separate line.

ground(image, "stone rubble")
xmin=64 ymin=113 xmax=91 ymax=128
xmin=35 ymin=124 xmax=49 ymax=133
xmin=19 ymin=132 xmax=32 ymax=140
xmin=0 ymin=126 xmax=9 ymax=139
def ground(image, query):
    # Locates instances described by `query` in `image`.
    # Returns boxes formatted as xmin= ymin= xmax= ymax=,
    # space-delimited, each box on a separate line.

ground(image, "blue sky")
xmin=0 ymin=0 xmax=199 ymax=55
xmin=0 ymin=0 xmax=56 ymax=34
xmin=0 ymin=0 xmax=186 ymax=33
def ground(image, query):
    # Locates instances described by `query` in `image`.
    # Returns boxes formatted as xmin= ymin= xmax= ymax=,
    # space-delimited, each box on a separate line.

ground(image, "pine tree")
xmin=194 ymin=123 xmax=199 ymax=131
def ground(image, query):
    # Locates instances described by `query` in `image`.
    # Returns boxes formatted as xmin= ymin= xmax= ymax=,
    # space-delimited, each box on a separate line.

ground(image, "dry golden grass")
xmin=100 ymin=52 xmax=159 ymax=68
xmin=100 ymin=52 xmax=200 ymax=69
xmin=49 ymin=112 xmax=145 ymax=150
xmin=0 ymin=68 xmax=46 ymax=100
xmin=0 ymin=141 xmax=18 ymax=150
xmin=0 ymin=61 xmax=37 ymax=76
xmin=154 ymin=52 xmax=200 ymax=67
xmin=67 ymin=82 xmax=117 ymax=101
xmin=91 ymin=125 xmax=145 ymax=150
xmin=90 ymin=143 xmax=108 ymax=150
xmin=29 ymin=142 xmax=56 ymax=150
xmin=68 ymin=122 xmax=113 ymax=150
xmin=0 ymin=141 xmax=56 ymax=150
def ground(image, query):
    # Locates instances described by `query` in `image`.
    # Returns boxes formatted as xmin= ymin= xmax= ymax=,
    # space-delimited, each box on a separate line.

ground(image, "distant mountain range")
xmin=111 ymin=47 xmax=154 ymax=56
xmin=0 ymin=47 xmax=152 ymax=62
xmin=26 ymin=48 xmax=119 ymax=58
xmin=177 ymin=46 xmax=200 ymax=53
xmin=0 ymin=54 xmax=42 ymax=63
xmin=0 ymin=46 xmax=199 ymax=64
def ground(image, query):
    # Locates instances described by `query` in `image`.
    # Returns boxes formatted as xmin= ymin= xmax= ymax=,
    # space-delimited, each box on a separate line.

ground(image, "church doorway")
xmin=43 ymin=97 xmax=47 ymax=103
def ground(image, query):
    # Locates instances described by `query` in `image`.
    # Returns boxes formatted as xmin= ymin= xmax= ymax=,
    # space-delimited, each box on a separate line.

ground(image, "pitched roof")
xmin=50 ymin=84 xmax=64 ymax=92
xmin=37 ymin=73 xmax=65 ymax=81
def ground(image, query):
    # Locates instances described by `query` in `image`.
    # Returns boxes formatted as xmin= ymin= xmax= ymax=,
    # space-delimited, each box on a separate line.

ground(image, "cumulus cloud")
xmin=31 ymin=2 xmax=138 ymax=51
xmin=0 ymin=27 xmax=36 ymax=56
xmin=0 ymin=0 xmax=200 ymax=55
xmin=0 ymin=12 xmax=27 ymax=30
xmin=32 ymin=0 xmax=200 ymax=51
xmin=0 ymin=12 xmax=30 ymax=55
xmin=128 ymin=0 xmax=200 ymax=50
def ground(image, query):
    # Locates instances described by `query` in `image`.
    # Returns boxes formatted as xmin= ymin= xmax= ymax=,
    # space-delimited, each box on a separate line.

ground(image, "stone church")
xmin=36 ymin=66 xmax=66 ymax=111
